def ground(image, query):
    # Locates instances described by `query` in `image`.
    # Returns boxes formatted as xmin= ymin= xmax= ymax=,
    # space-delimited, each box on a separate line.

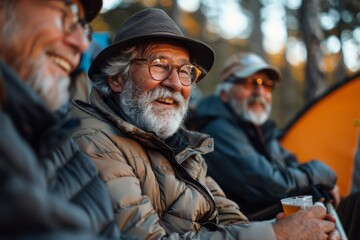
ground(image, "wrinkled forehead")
xmin=135 ymin=39 xmax=190 ymax=58
xmin=8 ymin=0 xmax=86 ymax=17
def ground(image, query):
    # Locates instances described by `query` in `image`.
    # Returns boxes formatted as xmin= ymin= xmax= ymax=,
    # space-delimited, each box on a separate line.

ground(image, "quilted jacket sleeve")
xmin=0 ymin=112 xmax=110 ymax=240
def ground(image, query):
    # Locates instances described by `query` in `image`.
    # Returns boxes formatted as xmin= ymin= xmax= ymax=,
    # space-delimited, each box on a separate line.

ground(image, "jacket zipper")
xmin=166 ymin=151 xmax=217 ymax=224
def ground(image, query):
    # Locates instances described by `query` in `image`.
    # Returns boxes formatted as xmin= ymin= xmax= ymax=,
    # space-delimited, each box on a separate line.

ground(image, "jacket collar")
xmin=85 ymin=88 xmax=214 ymax=162
xmin=0 ymin=59 xmax=79 ymax=156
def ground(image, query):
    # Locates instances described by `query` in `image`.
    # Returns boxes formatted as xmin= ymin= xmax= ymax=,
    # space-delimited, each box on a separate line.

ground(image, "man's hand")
xmin=328 ymin=184 xmax=341 ymax=208
xmin=273 ymin=205 xmax=340 ymax=240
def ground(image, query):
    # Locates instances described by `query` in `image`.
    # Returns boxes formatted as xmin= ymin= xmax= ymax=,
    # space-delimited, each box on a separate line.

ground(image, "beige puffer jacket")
xmin=69 ymin=88 xmax=276 ymax=240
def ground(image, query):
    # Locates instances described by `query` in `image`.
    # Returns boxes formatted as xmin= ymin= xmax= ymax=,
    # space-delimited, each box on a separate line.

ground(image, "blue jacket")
xmin=194 ymin=95 xmax=337 ymax=217
xmin=0 ymin=60 xmax=125 ymax=239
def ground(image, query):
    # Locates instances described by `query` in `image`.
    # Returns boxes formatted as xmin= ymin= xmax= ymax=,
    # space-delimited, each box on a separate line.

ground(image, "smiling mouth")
xmin=248 ymin=102 xmax=265 ymax=109
xmin=156 ymin=97 xmax=175 ymax=105
xmin=250 ymin=98 xmax=263 ymax=104
xmin=248 ymin=98 xmax=265 ymax=107
xmin=48 ymin=54 xmax=72 ymax=73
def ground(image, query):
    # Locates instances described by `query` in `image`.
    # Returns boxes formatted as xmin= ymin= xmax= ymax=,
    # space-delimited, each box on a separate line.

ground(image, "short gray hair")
xmin=0 ymin=1 xmax=18 ymax=38
xmin=92 ymin=47 xmax=136 ymax=97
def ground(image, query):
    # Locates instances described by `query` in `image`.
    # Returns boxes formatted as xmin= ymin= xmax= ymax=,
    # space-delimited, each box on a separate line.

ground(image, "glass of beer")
xmin=281 ymin=195 xmax=313 ymax=216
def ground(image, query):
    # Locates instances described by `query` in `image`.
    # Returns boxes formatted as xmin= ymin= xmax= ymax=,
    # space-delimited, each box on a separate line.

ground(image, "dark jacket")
xmin=0 ymin=60 xmax=124 ymax=239
xmin=194 ymin=95 xmax=337 ymax=217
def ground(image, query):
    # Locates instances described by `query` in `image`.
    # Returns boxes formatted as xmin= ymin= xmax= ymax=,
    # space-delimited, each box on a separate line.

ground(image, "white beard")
xmin=27 ymin=55 xmax=70 ymax=111
xmin=2 ymin=16 xmax=70 ymax=111
xmin=118 ymin=78 xmax=188 ymax=139
xmin=229 ymin=95 xmax=271 ymax=125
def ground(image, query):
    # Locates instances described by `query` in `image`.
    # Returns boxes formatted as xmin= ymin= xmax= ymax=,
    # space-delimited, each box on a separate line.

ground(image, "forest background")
xmin=91 ymin=0 xmax=360 ymax=128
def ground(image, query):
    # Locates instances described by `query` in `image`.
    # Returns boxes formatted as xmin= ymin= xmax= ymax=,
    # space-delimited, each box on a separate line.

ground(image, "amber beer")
xmin=282 ymin=203 xmax=304 ymax=216
xmin=281 ymin=195 xmax=313 ymax=216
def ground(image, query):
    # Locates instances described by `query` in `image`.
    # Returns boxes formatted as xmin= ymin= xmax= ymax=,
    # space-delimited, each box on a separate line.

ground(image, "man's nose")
xmin=161 ymin=68 xmax=183 ymax=91
xmin=253 ymin=82 xmax=267 ymax=95
xmin=65 ymin=24 xmax=90 ymax=53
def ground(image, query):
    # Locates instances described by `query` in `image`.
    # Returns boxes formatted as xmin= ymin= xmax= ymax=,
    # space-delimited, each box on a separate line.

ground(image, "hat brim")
xmin=88 ymin=33 xmax=215 ymax=82
xmin=81 ymin=0 xmax=103 ymax=22
xmin=233 ymin=63 xmax=282 ymax=82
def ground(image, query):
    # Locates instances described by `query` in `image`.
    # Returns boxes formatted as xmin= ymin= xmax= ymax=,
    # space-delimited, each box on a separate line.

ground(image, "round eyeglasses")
xmin=132 ymin=58 xmax=203 ymax=86
xmin=45 ymin=1 xmax=92 ymax=41
xmin=62 ymin=1 xmax=92 ymax=41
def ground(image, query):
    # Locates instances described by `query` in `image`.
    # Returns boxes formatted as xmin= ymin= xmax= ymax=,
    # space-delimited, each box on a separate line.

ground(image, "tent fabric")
xmin=280 ymin=73 xmax=360 ymax=197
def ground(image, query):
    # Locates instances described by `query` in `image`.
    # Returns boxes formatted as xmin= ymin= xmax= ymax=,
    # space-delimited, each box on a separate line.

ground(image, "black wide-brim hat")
xmin=89 ymin=8 xmax=215 ymax=82
xmin=80 ymin=0 xmax=103 ymax=22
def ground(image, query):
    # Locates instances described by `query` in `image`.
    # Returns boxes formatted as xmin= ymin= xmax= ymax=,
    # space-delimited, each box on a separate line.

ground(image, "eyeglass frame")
xmin=45 ymin=0 xmax=92 ymax=41
xmin=131 ymin=58 xmax=203 ymax=86
xmin=228 ymin=76 xmax=276 ymax=91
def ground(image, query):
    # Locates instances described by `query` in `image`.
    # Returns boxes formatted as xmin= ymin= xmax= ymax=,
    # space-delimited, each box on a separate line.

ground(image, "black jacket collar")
xmin=0 ymin=59 xmax=78 ymax=156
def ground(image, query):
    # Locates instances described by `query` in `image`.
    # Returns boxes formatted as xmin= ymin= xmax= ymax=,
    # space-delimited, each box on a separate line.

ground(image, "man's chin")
xmin=50 ymin=78 xmax=70 ymax=111
xmin=143 ymin=110 xmax=184 ymax=139
xmin=24 ymin=54 xmax=71 ymax=111
xmin=30 ymin=75 xmax=70 ymax=111
xmin=243 ymin=111 xmax=269 ymax=125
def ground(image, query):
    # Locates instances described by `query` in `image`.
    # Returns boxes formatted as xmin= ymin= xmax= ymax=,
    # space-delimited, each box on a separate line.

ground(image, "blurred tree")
xmin=92 ymin=0 xmax=360 ymax=127
xmin=300 ymin=0 xmax=328 ymax=100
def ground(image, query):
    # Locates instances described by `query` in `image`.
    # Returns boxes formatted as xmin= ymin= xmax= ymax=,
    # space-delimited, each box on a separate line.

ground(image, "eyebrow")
xmin=148 ymin=55 xmax=191 ymax=64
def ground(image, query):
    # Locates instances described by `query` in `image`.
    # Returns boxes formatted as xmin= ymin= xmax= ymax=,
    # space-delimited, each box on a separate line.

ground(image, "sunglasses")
xmin=232 ymin=77 xmax=275 ymax=91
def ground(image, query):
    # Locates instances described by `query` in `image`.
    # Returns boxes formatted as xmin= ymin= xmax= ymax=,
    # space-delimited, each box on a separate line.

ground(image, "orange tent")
xmin=280 ymin=73 xmax=360 ymax=197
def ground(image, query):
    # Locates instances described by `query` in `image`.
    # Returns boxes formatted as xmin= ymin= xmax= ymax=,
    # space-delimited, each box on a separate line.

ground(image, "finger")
xmin=327 ymin=230 xmax=340 ymax=240
xmin=314 ymin=201 xmax=327 ymax=210
xmin=276 ymin=212 xmax=286 ymax=221
xmin=330 ymin=185 xmax=341 ymax=208
xmin=302 ymin=205 xmax=327 ymax=219
xmin=319 ymin=220 xmax=336 ymax=234
xmin=325 ymin=213 xmax=336 ymax=223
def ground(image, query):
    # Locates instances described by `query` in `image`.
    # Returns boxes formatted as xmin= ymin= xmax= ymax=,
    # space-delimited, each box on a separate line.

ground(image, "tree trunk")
xmin=299 ymin=0 xmax=328 ymax=101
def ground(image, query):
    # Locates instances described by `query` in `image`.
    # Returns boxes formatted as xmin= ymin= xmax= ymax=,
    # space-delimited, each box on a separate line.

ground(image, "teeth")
xmin=157 ymin=97 xmax=174 ymax=104
xmin=49 ymin=55 xmax=71 ymax=72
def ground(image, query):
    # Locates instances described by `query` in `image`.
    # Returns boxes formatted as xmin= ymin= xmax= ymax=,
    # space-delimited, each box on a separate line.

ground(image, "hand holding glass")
xmin=281 ymin=195 xmax=313 ymax=216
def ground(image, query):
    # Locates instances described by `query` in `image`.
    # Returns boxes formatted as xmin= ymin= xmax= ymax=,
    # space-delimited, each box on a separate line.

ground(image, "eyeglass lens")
xmin=135 ymin=58 xmax=201 ymax=86
xmin=63 ymin=2 xmax=92 ymax=40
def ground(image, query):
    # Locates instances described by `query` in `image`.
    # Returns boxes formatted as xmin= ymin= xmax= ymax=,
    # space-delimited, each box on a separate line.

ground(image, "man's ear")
xmin=220 ymin=90 xmax=230 ymax=103
xmin=108 ymin=75 xmax=124 ymax=93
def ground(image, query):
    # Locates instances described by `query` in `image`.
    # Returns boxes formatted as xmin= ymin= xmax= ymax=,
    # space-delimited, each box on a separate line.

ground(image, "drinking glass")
xmin=280 ymin=195 xmax=313 ymax=216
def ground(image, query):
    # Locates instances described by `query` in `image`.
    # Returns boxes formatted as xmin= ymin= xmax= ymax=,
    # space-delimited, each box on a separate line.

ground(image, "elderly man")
xmin=194 ymin=52 xmax=360 ymax=239
xmin=194 ymin=52 xmax=340 ymax=220
xmin=70 ymin=8 xmax=339 ymax=240
xmin=0 ymin=0 xmax=127 ymax=239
